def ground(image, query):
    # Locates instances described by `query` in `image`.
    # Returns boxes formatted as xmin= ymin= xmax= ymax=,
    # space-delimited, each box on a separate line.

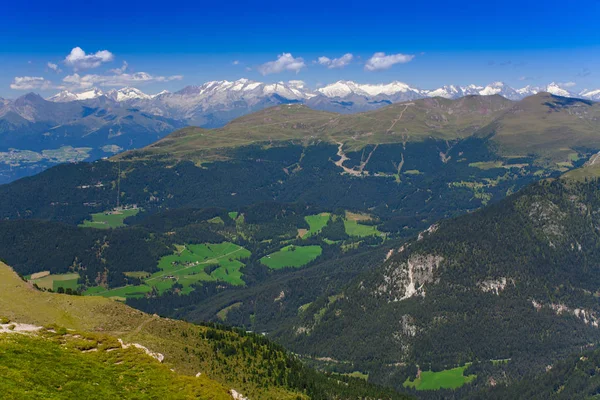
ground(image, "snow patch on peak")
xmin=317 ymin=80 xmax=421 ymax=98
xmin=545 ymin=82 xmax=573 ymax=97
xmin=48 ymin=88 xmax=104 ymax=102
xmin=109 ymin=87 xmax=152 ymax=101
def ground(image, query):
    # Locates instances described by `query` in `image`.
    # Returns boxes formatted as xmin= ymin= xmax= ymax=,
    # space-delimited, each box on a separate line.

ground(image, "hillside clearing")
xmin=261 ymin=245 xmax=323 ymax=269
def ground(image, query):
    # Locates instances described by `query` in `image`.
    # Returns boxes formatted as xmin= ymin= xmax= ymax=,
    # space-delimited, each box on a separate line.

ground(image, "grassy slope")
xmin=0 ymin=332 xmax=229 ymax=399
xmin=122 ymin=95 xmax=513 ymax=160
xmin=0 ymin=262 xmax=304 ymax=400
xmin=479 ymin=94 xmax=600 ymax=161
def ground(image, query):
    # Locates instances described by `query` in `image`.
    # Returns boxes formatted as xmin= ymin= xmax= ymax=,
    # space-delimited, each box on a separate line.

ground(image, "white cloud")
xmin=10 ymin=76 xmax=53 ymax=90
xmin=258 ymin=53 xmax=306 ymax=75
xmin=232 ymin=60 xmax=240 ymax=65
xmin=317 ymin=53 xmax=353 ymax=69
xmin=109 ymin=61 xmax=128 ymax=75
xmin=47 ymin=62 xmax=62 ymax=73
xmin=62 ymin=71 xmax=183 ymax=90
xmin=364 ymin=52 xmax=414 ymax=71
xmin=64 ymin=47 xmax=114 ymax=70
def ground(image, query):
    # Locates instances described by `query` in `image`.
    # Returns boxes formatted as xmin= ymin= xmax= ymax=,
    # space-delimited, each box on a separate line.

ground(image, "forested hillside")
xmin=263 ymin=171 xmax=600 ymax=394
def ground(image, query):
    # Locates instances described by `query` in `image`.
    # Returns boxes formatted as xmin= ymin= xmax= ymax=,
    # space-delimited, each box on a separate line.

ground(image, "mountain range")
xmin=0 ymin=78 xmax=598 ymax=184
xmin=44 ymin=79 xmax=600 ymax=119
xmin=2 ymin=90 xmax=600 ymax=397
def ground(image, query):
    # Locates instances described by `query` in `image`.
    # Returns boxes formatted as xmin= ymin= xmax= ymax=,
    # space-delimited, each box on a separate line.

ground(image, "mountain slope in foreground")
xmin=0 ymin=262 xmax=410 ymax=400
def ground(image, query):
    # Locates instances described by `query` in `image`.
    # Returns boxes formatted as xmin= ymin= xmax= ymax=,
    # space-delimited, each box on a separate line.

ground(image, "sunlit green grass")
xmin=303 ymin=213 xmax=331 ymax=238
xmin=403 ymin=364 xmax=476 ymax=390
xmin=343 ymin=220 xmax=383 ymax=237
xmin=79 ymin=208 xmax=140 ymax=229
xmin=261 ymin=245 xmax=322 ymax=269
xmin=87 ymin=242 xmax=250 ymax=299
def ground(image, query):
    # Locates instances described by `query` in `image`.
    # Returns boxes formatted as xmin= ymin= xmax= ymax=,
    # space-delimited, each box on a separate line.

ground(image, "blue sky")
xmin=1 ymin=0 xmax=599 ymax=97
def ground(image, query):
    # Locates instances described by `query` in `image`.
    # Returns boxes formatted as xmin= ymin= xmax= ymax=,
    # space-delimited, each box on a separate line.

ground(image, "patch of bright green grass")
xmin=403 ymin=364 xmax=476 ymax=391
xmin=228 ymin=211 xmax=239 ymax=220
xmin=89 ymin=242 xmax=251 ymax=299
xmin=79 ymin=208 xmax=140 ymax=229
xmin=403 ymin=169 xmax=422 ymax=175
xmin=260 ymin=245 xmax=322 ymax=269
xmin=29 ymin=273 xmax=80 ymax=292
xmin=303 ymin=213 xmax=331 ymax=238
xmin=343 ymin=220 xmax=383 ymax=237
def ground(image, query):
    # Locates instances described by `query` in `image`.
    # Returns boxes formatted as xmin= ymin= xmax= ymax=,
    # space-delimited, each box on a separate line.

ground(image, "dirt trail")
xmin=387 ymin=103 xmax=414 ymax=133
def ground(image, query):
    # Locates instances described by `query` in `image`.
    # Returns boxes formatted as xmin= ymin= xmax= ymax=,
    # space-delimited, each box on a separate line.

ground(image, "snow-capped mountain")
xmin=424 ymin=84 xmax=483 ymax=99
xmin=580 ymin=89 xmax=600 ymax=101
xmin=516 ymin=85 xmax=540 ymax=98
xmin=477 ymin=82 xmax=522 ymax=100
xmin=42 ymin=78 xmax=599 ymax=127
xmin=317 ymin=80 xmax=422 ymax=99
xmin=48 ymin=88 xmax=105 ymax=102
xmin=125 ymin=79 xmax=319 ymax=126
xmin=107 ymin=87 xmax=153 ymax=102
xmin=545 ymin=82 xmax=575 ymax=97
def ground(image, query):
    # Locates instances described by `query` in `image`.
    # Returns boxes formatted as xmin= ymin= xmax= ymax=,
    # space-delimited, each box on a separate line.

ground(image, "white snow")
xmin=317 ymin=80 xmax=421 ymax=98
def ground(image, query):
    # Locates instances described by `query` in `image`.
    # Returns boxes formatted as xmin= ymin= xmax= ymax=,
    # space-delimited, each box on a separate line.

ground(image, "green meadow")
xmin=86 ymin=242 xmax=250 ymax=299
xmin=343 ymin=220 xmax=383 ymax=237
xmin=79 ymin=208 xmax=140 ymax=229
xmin=261 ymin=245 xmax=322 ymax=269
xmin=403 ymin=364 xmax=476 ymax=390
xmin=28 ymin=273 xmax=80 ymax=292
xmin=303 ymin=213 xmax=331 ymax=237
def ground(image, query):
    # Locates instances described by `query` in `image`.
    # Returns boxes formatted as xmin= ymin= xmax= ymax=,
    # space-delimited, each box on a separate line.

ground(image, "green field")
xmin=79 ymin=208 xmax=140 ymax=229
xmin=260 ymin=245 xmax=322 ymax=269
xmin=28 ymin=273 xmax=80 ymax=292
xmin=228 ymin=211 xmax=239 ymax=220
xmin=403 ymin=365 xmax=476 ymax=390
xmin=343 ymin=220 xmax=383 ymax=237
xmin=87 ymin=242 xmax=250 ymax=299
xmin=303 ymin=213 xmax=331 ymax=238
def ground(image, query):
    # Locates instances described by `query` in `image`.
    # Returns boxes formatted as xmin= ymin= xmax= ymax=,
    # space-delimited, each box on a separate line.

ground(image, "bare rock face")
xmin=376 ymin=254 xmax=444 ymax=302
